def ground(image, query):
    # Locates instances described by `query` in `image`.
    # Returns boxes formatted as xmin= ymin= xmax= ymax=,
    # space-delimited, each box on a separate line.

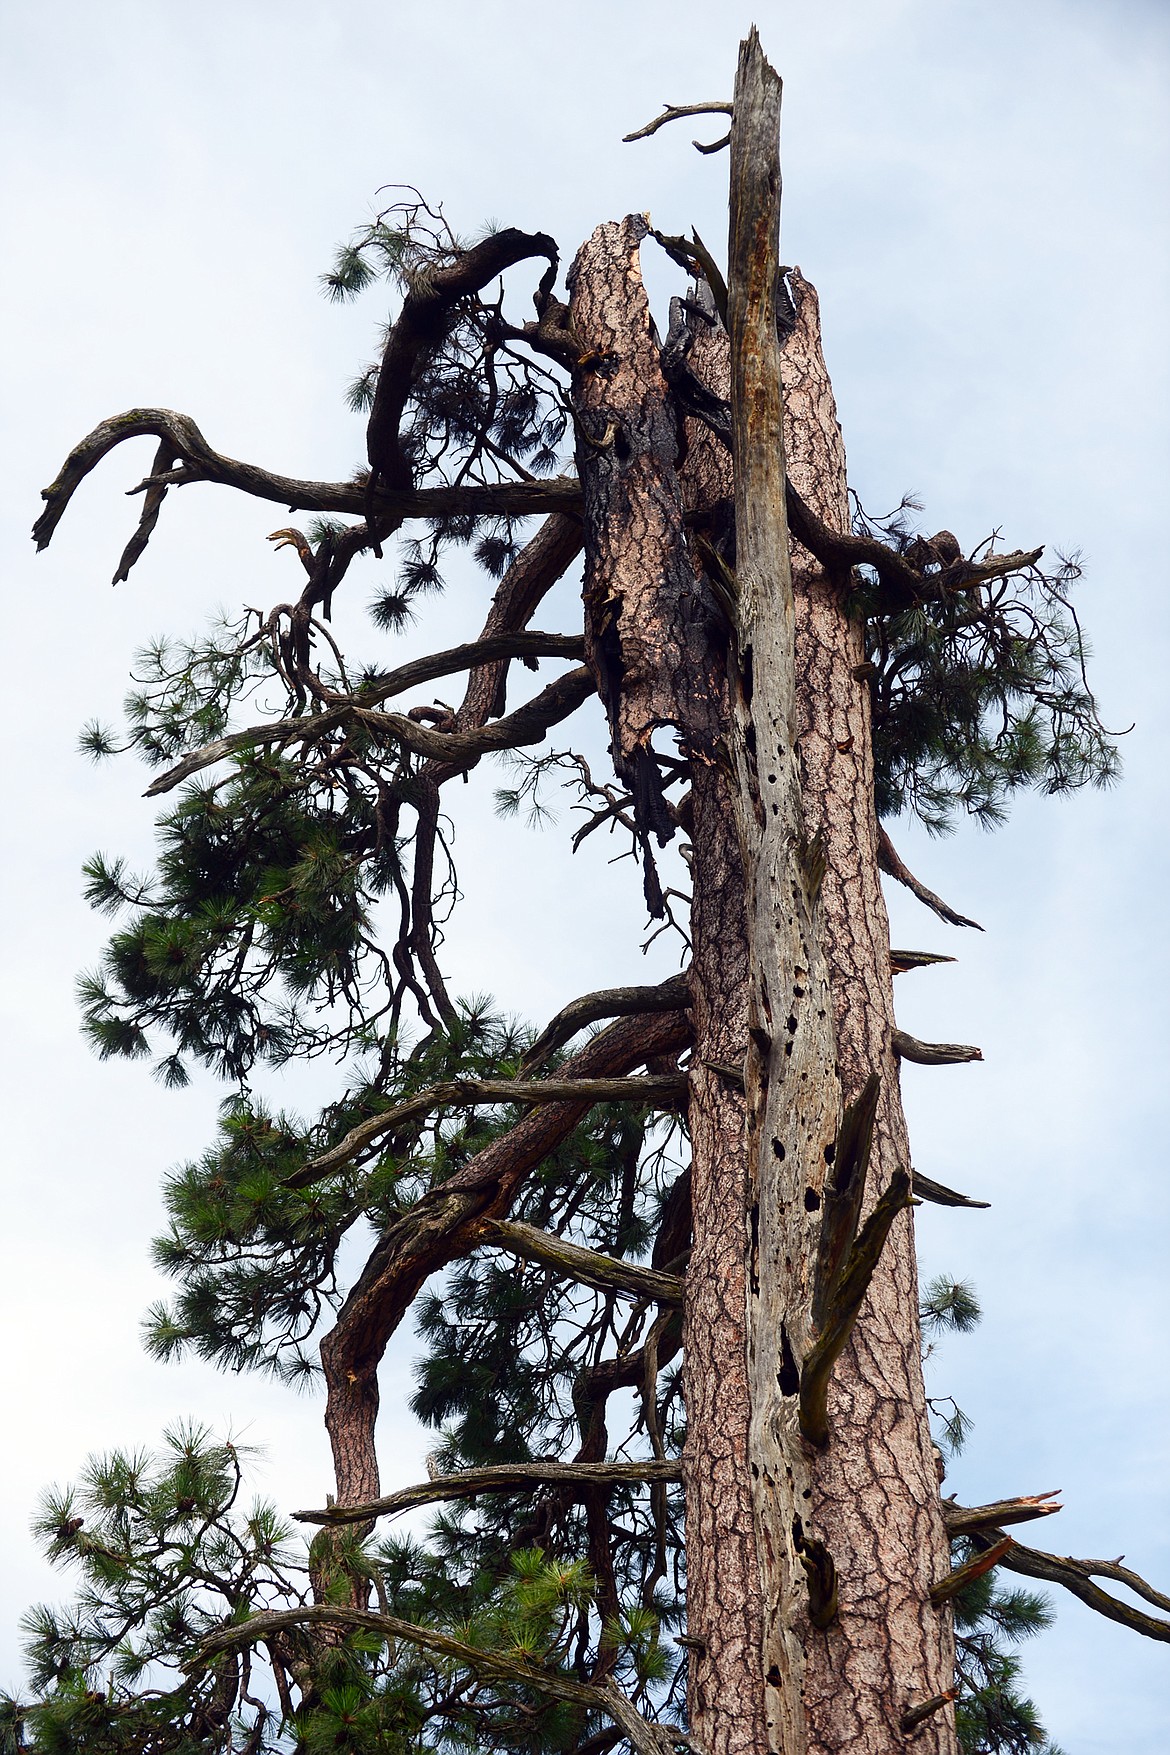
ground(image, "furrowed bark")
xmin=784 ymin=270 xmax=958 ymax=1751
xmin=570 ymin=209 xmax=767 ymax=1755
xmin=726 ymin=38 xmax=843 ymax=1755
xmin=318 ymin=1005 xmax=689 ymax=1508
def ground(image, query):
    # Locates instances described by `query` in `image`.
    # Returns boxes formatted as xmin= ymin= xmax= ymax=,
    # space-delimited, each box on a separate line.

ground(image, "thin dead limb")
xmin=294 ymin=1459 xmax=683 ymax=1526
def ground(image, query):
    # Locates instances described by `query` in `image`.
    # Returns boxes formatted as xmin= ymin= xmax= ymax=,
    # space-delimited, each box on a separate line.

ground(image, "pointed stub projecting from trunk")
xmin=800 ymin=1166 xmax=914 ymax=1450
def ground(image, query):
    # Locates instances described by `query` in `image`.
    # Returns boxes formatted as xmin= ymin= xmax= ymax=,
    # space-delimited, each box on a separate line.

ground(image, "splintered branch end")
xmin=900 ymin=1690 xmax=957 ymax=1734
xmin=800 ymin=1168 xmax=913 ymax=1448
xmin=931 ymin=1535 xmax=1014 ymax=1603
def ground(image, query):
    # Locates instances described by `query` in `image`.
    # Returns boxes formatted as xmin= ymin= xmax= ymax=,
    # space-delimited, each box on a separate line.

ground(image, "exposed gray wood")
xmin=727 ymin=30 xmax=841 ymax=1755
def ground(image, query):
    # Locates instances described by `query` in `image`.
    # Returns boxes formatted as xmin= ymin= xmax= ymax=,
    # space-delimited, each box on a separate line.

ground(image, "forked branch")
xmin=33 ymin=407 xmax=580 ymax=579
xmin=979 ymin=1531 xmax=1170 ymax=1642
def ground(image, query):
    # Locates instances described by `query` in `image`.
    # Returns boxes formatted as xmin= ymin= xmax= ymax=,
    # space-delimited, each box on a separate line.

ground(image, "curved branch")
xmin=877 ymin=825 xmax=984 ymax=930
xmin=366 ymin=229 xmax=560 ymax=504
xmin=519 ymin=975 xmax=691 ymax=1074
xmin=622 ymin=101 xmax=733 ymax=144
xmin=33 ymin=406 xmax=581 ymax=575
xmin=294 ymin=1458 xmax=683 ymax=1527
xmin=196 ymin=1605 xmax=686 ymax=1755
xmin=973 ymin=1532 xmax=1170 ymax=1641
xmin=143 ymin=662 xmax=596 ymax=798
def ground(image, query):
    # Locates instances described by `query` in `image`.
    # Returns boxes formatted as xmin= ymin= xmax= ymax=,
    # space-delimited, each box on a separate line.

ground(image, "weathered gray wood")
xmin=727 ymin=30 xmax=842 ymax=1755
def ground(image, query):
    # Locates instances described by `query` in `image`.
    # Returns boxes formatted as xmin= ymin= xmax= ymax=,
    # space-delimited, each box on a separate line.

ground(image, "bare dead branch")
xmin=877 ymin=825 xmax=984 ymax=930
xmin=980 ymin=1531 xmax=1170 ymax=1641
xmin=294 ymin=1458 xmax=683 ymax=1526
xmin=476 ymin=1217 xmax=685 ymax=1306
xmin=33 ymin=407 xmax=581 ymax=574
xmin=890 ymin=949 xmax=956 ymax=975
xmin=910 ymin=1171 xmax=990 ymax=1210
xmin=943 ymin=1492 xmax=1062 ymax=1537
xmin=622 ymin=102 xmax=733 ymax=145
xmin=900 ymin=1691 xmax=957 ymax=1734
xmin=931 ymin=1535 xmax=1015 ymax=1603
xmin=892 ymin=1031 xmax=983 ymax=1067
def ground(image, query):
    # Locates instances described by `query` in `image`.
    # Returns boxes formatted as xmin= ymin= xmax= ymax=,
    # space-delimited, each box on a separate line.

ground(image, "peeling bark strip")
xmin=726 ymin=36 xmax=843 ymax=1755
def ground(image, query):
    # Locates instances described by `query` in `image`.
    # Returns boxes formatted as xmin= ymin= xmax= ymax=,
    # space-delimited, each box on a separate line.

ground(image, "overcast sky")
xmin=1 ymin=2 xmax=1167 ymax=1748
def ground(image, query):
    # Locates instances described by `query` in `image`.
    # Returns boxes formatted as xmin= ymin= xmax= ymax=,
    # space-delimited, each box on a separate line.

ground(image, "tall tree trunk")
xmin=784 ymin=270 xmax=958 ymax=1754
xmin=570 ymin=216 xmax=770 ymax=1755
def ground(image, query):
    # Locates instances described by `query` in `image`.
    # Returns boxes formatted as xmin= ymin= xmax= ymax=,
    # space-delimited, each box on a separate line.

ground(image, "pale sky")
xmin=1 ymin=3 xmax=1167 ymax=1749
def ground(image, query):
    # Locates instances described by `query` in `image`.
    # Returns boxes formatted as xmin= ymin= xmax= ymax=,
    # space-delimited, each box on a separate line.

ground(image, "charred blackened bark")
xmin=784 ymin=273 xmax=958 ymax=1755
xmin=569 ymin=218 xmax=769 ymax=1755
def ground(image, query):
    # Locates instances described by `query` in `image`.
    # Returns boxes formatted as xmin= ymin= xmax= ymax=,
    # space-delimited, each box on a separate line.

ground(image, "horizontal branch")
xmin=477 ymin=1217 xmax=685 ymax=1305
xmin=144 ymin=661 xmax=595 ymax=797
xmin=33 ymin=407 xmax=582 ymax=570
xmin=289 ymin=1073 xmax=687 ymax=1189
xmin=196 ymin=1605 xmax=685 ymax=1755
xmin=518 ymin=975 xmax=691 ymax=1073
xmin=294 ymin=1458 xmax=683 ymax=1526
xmin=622 ymin=101 xmax=733 ymax=144
xmin=890 ymin=949 xmax=956 ymax=975
xmin=893 ymin=1030 xmax=983 ymax=1066
xmin=982 ymin=1531 xmax=1170 ymax=1641
xmin=910 ymin=1171 xmax=990 ymax=1210
xmin=943 ymin=1491 xmax=1062 ymax=1536
xmin=877 ymin=825 xmax=983 ymax=930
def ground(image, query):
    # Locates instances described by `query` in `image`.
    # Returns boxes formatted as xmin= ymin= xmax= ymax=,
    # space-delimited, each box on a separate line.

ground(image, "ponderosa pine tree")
xmin=7 ymin=29 xmax=1167 ymax=1755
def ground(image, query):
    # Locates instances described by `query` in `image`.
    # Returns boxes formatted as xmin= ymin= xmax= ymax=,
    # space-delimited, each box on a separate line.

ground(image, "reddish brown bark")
xmin=569 ymin=216 xmax=768 ymax=1755
xmin=785 ymin=272 xmax=957 ymax=1754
